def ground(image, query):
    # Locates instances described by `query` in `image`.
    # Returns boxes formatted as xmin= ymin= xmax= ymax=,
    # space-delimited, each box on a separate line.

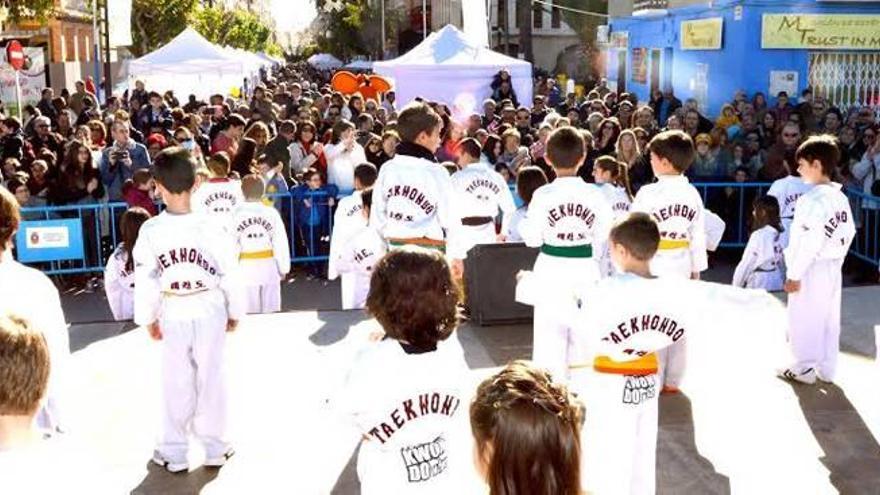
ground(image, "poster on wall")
xmin=769 ymin=71 xmax=798 ymax=97
xmin=691 ymin=63 xmax=709 ymax=114
xmin=681 ymin=17 xmax=723 ymax=50
xmin=632 ymin=48 xmax=648 ymax=84
xmin=762 ymin=14 xmax=880 ymax=50
xmin=0 ymin=47 xmax=47 ymax=117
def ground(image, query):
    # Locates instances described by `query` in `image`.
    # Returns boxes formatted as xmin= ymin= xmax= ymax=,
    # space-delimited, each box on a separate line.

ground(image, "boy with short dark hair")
xmin=779 ymin=135 xmax=855 ymax=384
xmin=630 ymin=129 xmax=708 ymax=393
xmin=370 ymin=102 xmax=465 ymax=270
xmin=570 ymin=212 xmax=783 ymax=495
xmin=233 ymin=174 xmax=290 ymax=314
xmin=331 ymin=188 xmax=387 ymax=309
xmin=329 ymin=163 xmax=378 ymax=308
xmin=133 ymin=147 xmax=244 ymax=472
xmin=450 ymin=137 xmax=516 ymax=252
xmin=517 ymin=126 xmax=613 ymax=383
xmin=192 ymin=151 xmax=244 ymax=226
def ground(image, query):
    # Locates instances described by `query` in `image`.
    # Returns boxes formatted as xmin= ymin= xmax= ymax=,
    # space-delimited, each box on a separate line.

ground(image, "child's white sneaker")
xmin=777 ymin=367 xmax=817 ymax=385
xmin=204 ymin=448 xmax=235 ymax=468
xmin=151 ymin=451 xmax=188 ymax=473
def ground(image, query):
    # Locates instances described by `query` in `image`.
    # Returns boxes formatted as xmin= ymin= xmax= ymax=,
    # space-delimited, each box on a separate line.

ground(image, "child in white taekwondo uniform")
xmin=593 ymin=156 xmax=634 ymax=276
xmin=191 ymin=153 xmax=244 ymax=225
xmin=593 ymin=156 xmax=633 ymax=219
xmin=329 ymin=163 xmax=378 ymax=309
xmin=327 ymin=249 xmax=469 ymax=494
xmin=133 ymin=148 xmax=244 ymax=473
xmin=450 ymin=138 xmax=516 ymax=253
xmin=0 ymin=187 xmax=69 ymax=433
xmin=332 ymin=188 xmax=387 ymax=309
xmin=370 ymin=102 xmax=466 ymax=266
xmin=733 ymin=195 xmax=785 ymax=291
xmin=233 ymin=175 xmax=291 ymax=314
xmin=768 ymin=159 xmax=814 ymax=248
xmin=516 ymin=126 xmax=613 ymax=383
xmin=569 ymin=212 xmax=785 ymax=495
xmin=503 ymin=166 xmax=548 ymax=242
xmin=780 ymin=136 xmax=855 ymax=385
xmin=630 ymin=130 xmax=708 ymax=393
xmin=105 ymin=207 xmax=152 ymax=320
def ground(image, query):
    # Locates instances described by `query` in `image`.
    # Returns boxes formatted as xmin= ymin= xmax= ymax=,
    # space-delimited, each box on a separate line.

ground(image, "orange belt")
xmin=571 ymin=353 xmax=659 ymax=376
xmin=239 ymin=249 xmax=274 ymax=260
xmin=387 ymin=237 xmax=446 ymax=253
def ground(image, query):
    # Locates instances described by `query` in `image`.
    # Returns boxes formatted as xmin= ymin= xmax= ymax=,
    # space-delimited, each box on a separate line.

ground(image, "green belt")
xmin=540 ymin=244 xmax=593 ymax=258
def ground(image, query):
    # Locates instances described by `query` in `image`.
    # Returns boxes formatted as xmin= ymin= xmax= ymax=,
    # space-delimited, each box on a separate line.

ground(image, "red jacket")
xmin=122 ymin=183 xmax=158 ymax=216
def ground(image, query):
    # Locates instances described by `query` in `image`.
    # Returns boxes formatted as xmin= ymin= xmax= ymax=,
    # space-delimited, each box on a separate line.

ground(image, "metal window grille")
xmin=808 ymin=51 xmax=880 ymax=113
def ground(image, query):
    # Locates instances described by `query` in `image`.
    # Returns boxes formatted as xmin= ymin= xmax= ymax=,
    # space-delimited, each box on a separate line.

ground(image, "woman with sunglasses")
xmin=288 ymin=120 xmax=327 ymax=182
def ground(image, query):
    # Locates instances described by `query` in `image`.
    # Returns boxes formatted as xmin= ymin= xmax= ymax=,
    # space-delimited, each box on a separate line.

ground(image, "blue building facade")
xmin=607 ymin=0 xmax=880 ymax=118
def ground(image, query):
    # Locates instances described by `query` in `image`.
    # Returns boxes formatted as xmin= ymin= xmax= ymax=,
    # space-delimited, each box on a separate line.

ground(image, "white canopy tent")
xmin=127 ymin=28 xmax=250 ymax=99
xmin=343 ymin=60 xmax=374 ymax=72
xmin=373 ymin=25 xmax=532 ymax=118
xmin=307 ymin=53 xmax=344 ymax=70
xmin=258 ymin=51 xmax=284 ymax=66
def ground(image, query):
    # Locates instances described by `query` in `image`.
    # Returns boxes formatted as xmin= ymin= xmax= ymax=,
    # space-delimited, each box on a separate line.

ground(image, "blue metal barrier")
xmin=16 ymin=183 xmax=880 ymax=275
xmin=844 ymin=188 xmax=880 ymax=267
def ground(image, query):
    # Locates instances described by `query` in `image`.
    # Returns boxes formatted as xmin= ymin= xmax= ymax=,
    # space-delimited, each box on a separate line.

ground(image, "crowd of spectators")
xmin=1 ymin=65 xmax=878 ymax=277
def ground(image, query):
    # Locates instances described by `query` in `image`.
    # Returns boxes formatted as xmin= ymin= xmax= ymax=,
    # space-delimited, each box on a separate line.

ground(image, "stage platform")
xmin=48 ymin=284 xmax=880 ymax=494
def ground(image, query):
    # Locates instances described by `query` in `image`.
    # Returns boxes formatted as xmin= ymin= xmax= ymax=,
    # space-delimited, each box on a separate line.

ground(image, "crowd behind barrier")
xmin=17 ymin=183 xmax=880 ymax=276
xmin=4 ymin=61 xmax=880 ymax=282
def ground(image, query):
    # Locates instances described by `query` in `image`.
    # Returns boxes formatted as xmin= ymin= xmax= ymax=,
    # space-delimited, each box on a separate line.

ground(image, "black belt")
xmin=754 ymin=267 xmax=777 ymax=273
xmin=461 ymin=216 xmax=494 ymax=226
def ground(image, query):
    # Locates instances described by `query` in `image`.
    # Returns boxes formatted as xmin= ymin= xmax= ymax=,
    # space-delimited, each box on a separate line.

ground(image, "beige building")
xmin=386 ymin=0 xmax=580 ymax=72
xmin=1 ymin=0 xmax=123 ymax=92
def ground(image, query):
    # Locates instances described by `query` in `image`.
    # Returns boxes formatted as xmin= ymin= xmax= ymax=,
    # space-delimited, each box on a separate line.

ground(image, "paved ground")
xmin=51 ymin=256 xmax=880 ymax=494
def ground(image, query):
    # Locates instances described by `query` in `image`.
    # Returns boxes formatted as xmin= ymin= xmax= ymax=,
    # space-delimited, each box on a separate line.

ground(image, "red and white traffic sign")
xmin=6 ymin=40 xmax=24 ymax=71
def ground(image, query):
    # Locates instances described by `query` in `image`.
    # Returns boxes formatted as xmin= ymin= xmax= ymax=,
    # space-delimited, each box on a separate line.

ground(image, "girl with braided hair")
xmin=470 ymin=360 xmax=583 ymax=495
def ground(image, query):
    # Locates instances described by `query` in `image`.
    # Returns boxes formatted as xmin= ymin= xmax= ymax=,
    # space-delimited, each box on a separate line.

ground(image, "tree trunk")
xmin=517 ymin=0 xmax=533 ymax=62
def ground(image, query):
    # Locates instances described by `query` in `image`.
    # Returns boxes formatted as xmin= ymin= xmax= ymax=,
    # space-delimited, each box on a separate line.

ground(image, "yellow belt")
xmin=239 ymin=249 xmax=274 ymax=260
xmin=658 ymin=239 xmax=690 ymax=250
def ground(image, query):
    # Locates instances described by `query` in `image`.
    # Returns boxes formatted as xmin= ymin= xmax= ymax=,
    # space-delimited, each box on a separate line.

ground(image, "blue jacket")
xmin=99 ymin=141 xmax=151 ymax=200
xmin=290 ymin=184 xmax=338 ymax=228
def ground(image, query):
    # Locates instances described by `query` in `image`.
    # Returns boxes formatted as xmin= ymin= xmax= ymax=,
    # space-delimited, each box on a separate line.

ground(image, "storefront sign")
xmin=632 ymin=47 xmax=648 ymax=84
xmin=681 ymin=17 xmax=723 ymax=50
xmin=762 ymin=14 xmax=880 ymax=50
xmin=15 ymin=219 xmax=84 ymax=263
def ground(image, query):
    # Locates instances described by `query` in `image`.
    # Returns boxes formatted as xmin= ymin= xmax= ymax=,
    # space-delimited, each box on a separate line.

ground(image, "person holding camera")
xmin=99 ymin=121 xmax=151 ymax=201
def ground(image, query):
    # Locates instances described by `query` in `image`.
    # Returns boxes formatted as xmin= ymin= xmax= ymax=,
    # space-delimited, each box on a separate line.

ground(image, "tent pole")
xmin=422 ymin=0 xmax=427 ymax=39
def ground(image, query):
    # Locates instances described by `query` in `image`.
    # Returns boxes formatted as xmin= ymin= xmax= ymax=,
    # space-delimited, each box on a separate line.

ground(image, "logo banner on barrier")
xmin=15 ymin=219 xmax=84 ymax=263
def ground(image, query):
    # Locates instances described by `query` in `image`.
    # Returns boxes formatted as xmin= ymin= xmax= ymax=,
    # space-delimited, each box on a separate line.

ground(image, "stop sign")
xmin=6 ymin=40 xmax=24 ymax=71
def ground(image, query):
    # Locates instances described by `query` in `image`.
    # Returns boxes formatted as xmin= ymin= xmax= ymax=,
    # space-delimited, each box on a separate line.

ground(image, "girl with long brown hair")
xmin=470 ymin=360 xmax=583 ymax=495
xmin=104 ymin=207 xmax=151 ymax=320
